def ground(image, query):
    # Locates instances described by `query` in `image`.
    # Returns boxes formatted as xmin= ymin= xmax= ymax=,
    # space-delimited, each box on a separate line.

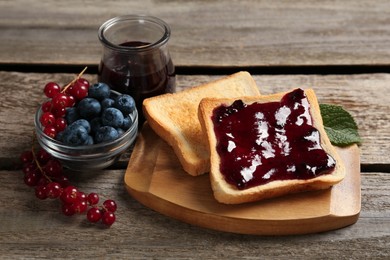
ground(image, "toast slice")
xmin=143 ymin=71 xmax=260 ymax=176
xmin=198 ymin=88 xmax=346 ymax=204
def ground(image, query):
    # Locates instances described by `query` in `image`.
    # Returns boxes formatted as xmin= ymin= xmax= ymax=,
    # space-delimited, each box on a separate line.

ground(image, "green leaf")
xmin=320 ymin=104 xmax=362 ymax=147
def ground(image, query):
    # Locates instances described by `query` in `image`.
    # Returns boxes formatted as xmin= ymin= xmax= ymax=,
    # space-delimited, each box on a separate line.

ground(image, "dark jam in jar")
xmin=98 ymin=41 xmax=176 ymax=123
xmin=212 ymin=88 xmax=336 ymax=190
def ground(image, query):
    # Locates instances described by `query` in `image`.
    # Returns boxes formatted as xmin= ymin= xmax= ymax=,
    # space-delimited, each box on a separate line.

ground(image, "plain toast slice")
xmin=143 ymin=71 xmax=260 ymax=176
xmin=198 ymin=88 xmax=346 ymax=204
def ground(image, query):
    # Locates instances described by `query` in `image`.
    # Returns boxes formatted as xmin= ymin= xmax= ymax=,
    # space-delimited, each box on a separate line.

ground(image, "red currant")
xmin=101 ymin=211 xmax=116 ymax=226
xmin=67 ymin=94 xmax=76 ymax=107
xmin=46 ymin=182 xmax=63 ymax=199
xmin=103 ymin=199 xmax=117 ymax=213
xmin=76 ymin=78 xmax=90 ymax=88
xmin=41 ymin=101 xmax=52 ymax=113
xmin=56 ymin=175 xmax=70 ymax=188
xmin=44 ymin=82 xmax=61 ymax=98
xmin=35 ymin=185 xmax=48 ymax=200
xmin=51 ymin=107 xmax=66 ymax=118
xmin=43 ymin=159 xmax=63 ymax=177
xmin=64 ymin=84 xmax=74 ymax=94
xmin=22 ymin=163 xmax=37 ymax=175
xmin=40 ymin=112 xmax=56 ymax=127
xmin=24 ymin=171 xmax=41 ymax=187
xmin=60 ymin=186 xmax=79 ymax=204
xmin=20 ymin=150 xmax=33 ymax=164
xmin=61 ymin=203 xmax=76 ymax=216
xmin=36 ymin=149 xmax=52 ymax=164
xmin=87 ymin=207 xmax=102 ymax=223
xmin=70 ymin=85 xmax=88 ymax=101
xmin=77 ymin=191 xmax=87 ymax=201
xmin=87 ymin=193 xmax=99 ymax=205
xmin=37 ymin=176 xmax=49 ymax=187
xmin=73 ymin=200 xmax=88 ymax=214
xmin=43 ymin=126 xmax=57 ymax=139
xmin=54 ymin=117 xmax=67 ymax=132
xmin=52 ymin=93 xmax=70 ymax=110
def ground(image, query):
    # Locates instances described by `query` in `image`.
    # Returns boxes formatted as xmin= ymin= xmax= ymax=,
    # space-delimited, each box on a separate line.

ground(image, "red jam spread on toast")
xmin=212 ymin=88 xmax=336 ymax=190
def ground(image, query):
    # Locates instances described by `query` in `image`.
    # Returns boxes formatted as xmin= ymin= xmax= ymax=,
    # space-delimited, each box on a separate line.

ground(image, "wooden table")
xmin=1 ymin=1 xmax=389 ymax=259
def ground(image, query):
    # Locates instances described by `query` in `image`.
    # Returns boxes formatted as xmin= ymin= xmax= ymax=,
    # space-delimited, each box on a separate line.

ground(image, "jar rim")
xmin=98 ymin=15 xmax=171 ymax=53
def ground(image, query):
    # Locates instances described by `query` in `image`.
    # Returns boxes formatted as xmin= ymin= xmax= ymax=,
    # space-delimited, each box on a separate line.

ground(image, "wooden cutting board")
xmin=124 ymin=123 xmax=361 ymax=235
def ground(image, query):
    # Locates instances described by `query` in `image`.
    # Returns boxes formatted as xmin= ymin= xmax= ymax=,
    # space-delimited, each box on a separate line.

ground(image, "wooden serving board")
xmin=124 ymin=123 xmax=361 ymax=235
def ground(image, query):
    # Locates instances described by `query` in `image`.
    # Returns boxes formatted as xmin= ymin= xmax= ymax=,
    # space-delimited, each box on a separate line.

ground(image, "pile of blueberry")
xmin=58 ymin=83 xmax=135 ymax=145
xmin=40 ymin=78 xmax=136 ymax=146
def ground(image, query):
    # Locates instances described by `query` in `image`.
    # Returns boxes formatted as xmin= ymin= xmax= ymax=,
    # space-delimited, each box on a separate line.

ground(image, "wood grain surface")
xmin=2 ymin=1 xmax=390 ymax=67
xmin=0 ymin=71 xmax=389 ymax=258
xmin=1 ymin=1 xmax=390 ymax=258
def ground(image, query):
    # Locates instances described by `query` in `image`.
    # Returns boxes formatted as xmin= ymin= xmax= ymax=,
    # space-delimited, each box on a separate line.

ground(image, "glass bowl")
xmin=34 ymin=91 xmax=138 ymax=171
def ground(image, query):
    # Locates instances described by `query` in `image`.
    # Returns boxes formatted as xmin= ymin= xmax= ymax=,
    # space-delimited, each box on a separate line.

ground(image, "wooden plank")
xmin=2 ymin=1 xmax=390 ymax=67
xmin=0 ymin=72 xmax=389 ymax=168
xmin=0 ymin=168 xmax=389 ymax=258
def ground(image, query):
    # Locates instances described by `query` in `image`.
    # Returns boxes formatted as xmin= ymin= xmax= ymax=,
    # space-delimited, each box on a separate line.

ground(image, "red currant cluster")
xmin=20 ymin=69 xmax=118 ymax=227
xmin=20 ymin=147 xmax=117 ymax=226
xmin=40 ymin=68 xmax=89 ymax=139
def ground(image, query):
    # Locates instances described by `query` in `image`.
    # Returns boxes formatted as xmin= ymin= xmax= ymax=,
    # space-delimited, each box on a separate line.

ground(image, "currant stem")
xmin=31 ymin=133 xmax=52 ymax=182
xmin=61 ymin=66 xmax=88 ymax=93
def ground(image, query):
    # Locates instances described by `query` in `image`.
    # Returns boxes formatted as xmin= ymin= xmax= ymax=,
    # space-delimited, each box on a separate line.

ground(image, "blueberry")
xmin=102 ymin=107 xmax=124 ymax=128
xmin=114 ymin=94 xmax=136 ymax=115
xmin=56 ymin=131 xmax=65 ymax=142
xmin=62 ymin=124 xmax=89 ymax=146
xmin=88 ymin=82 xmax=111 ymax=101
xmin=65 ymin=107 xmax=79 ymax=124
xmin=101 ymin=98 xmax=115 ymax=110
xmin=77 ymin=98 xmax=101 ymax=120
xmin=85 ymin=135 xmax=94 ymax=145
xmin=122 ymin=116 xmax=133 ymax=130
xmin=70 ymin=119 xmax=91 ymax=133
xmin=94 ymin=126 xmax=119 ymax=143
xmin=90 ymin=117 xmax=102 ymax=134
xmin=117 ymin=128 xmax=125 ymax=136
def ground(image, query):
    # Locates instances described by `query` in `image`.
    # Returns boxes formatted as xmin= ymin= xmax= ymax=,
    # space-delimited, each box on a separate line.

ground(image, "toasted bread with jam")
xmin=198 ymin=88 xmax=346 ymax=204
xmin=143 ymin=72 xmax=260 ymax=176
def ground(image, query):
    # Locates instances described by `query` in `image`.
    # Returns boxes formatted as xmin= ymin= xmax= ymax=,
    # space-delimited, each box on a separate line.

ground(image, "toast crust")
xmin=198 ymin=89 xmax=346 ymax=204
xmin=143 ymin=72 xmax=261 ymax=176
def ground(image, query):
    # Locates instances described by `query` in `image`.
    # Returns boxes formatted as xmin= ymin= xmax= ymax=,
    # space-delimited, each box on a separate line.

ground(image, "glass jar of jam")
xmin=98 ymin=15 xmax=176 ymax=123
